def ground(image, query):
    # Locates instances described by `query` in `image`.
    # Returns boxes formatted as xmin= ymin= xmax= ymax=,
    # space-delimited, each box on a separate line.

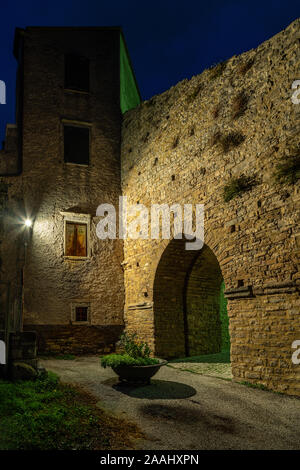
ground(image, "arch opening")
xmin=153 ymin=240 xmax=230 ymax=360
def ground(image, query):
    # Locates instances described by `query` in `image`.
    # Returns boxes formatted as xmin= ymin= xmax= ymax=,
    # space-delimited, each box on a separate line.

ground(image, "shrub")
xmin=223 ymin=175 xmax=257 ymax=202
xmin=237 ymin=58 xmax=254 ymax=75
xmin=100 ymin=332 xmax=159 ymax=368
xmin=273 ymin=152 xmax=300 ymax=185
xmin=119 ymin=331 xmax=151 ymax=358
xmin=100 ymin=354 xmax=159 ymax=368
xmin=209 ymin=61 xmax=227 ymax=80
xmin=187 ymin=83 xmax=203 ymax=102
xmin=212 ymin=131 xmax=245 ymax=153
xmin=232 ymin=91 xmax=249 ymax=119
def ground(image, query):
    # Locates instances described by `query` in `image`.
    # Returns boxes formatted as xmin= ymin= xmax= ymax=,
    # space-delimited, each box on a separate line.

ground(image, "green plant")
xmin=187 ymin=83 xmax=203 ymax=102
xmin=120 ymin=331 xmax=151 ymax=358
xmin=100 ymin=332 xmax=159 ymax=368
xmin=0 ymin=371 xmax=141 ymax=449
xmin=273 ymin=152 xmax=300 ymax=185
xmin=237 ymin=58 xmax=254 ymax=75
xmin=209 ymin=60 xmax=227 ymax=80
xmin=223 ymin=174 xmax=257 ymax=202
xmin=232 ymin=91 xmax=249 ymax=119
xmin=100 ymin=354 xmax=159 ymax=368
xmin=212 ymin=131 xmax=245 ymax=153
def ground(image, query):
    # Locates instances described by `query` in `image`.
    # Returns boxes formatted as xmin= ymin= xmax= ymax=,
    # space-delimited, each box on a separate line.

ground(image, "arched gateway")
xmin=153 ymin=239 xmax=229 ymax=359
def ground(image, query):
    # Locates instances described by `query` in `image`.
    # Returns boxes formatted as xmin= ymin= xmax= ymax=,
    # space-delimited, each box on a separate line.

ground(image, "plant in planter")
xmin=100 ymin=332 xmax=167 ymax=385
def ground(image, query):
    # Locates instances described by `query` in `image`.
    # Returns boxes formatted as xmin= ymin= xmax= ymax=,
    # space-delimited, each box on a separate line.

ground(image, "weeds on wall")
xmin=187 ymin=83 xmax=203 ymax=103
xmin=237 ymin=58 xmax=254 ymax=75
xmin=209 ymin=60 xmax=227 ymax=80
xmin=232 ymin=91 xmax=249 ymax=119
xmin=223 ymin=174 xmax=257 ymax=202
xmin=212 ymin=131 xmax=245 ymax=153
xmin=273 ymin=151 xmax=300 ymax=185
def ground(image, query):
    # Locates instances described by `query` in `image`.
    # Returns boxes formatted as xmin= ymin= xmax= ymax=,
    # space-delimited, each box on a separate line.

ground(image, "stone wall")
xmin=121 ymin=19 xmax=300 ymax=395
xmin=23 ymin=324 xmax=123 ymax=355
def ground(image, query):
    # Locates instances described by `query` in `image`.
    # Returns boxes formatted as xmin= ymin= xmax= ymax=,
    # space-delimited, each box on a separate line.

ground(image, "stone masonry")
xmin=121 ymin=19 xmax=300 ymax=395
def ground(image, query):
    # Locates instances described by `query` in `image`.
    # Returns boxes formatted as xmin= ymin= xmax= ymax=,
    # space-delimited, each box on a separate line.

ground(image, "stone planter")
xmin=112 ymin=359 xmax=168 ymax=385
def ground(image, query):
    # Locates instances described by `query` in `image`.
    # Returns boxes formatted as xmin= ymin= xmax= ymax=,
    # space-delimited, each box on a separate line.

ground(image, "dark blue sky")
xmin=0 ymin=0 xmax=299 ymax=144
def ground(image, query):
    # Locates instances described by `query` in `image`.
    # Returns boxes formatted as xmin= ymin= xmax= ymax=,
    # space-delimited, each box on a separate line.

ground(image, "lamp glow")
xmin=25 ymin=219 xmax=32 ymax=227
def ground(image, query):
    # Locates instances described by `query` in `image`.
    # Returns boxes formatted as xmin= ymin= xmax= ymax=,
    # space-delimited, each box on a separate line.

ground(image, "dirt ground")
xmin=40 ymin=356 xmax=300 ymax=450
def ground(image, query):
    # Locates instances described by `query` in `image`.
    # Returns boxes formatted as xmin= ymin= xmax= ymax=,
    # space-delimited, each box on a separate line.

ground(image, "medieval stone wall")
xmin=121 ymin=19 xmax=300 ymax=395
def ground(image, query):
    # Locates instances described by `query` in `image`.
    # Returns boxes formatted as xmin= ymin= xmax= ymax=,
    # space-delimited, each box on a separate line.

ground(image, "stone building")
xmin=0 ymin=20 xmax=299 ymax=395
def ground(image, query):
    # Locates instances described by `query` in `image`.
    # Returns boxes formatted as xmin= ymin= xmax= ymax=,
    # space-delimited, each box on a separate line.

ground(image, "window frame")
xmin=71 ymin=301 xmax=91 ymax=325
xmin=62 ymin=119 xmax=92 ymax=167
xmin=61 ymin=212 xmax=91 ymax=260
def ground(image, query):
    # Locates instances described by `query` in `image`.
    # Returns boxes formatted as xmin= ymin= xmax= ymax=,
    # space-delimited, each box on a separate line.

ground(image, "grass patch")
xmin=237 ymin=58 xmax=254 ymax=75
xmin=232 ymin=91 xmax=249 ymax=119
xmin=212 ymin=131 xmax=245 ymax=153
xmin=0 ymin=371 xmax=142 ymax=450
xmin=209 ymin=61 xmax=227 ymax=80
xmin=223 ymin=174 xmax=257 ymax=202
xmin=239 ymin=381 xmax=269 ymax=391
xmin=169 ymin=350 xmax=230 ymax=364
xmin=273 ymin=152 xmax=300 ymax=185
xmin=187 ymin=83 xmax=203 ymax=102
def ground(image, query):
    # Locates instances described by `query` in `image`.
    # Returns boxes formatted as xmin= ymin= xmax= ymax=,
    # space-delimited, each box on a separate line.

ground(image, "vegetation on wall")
xmin=232 ymin=91 xmax=249 ymax=119
xmin=187 ymin=83 xmax=203 ymax=102
xmin=237 ymin=58 xmax=254 ymax=75
xmin=209 ymin=60 xmax=227 ymax=80
xmin=273 ymin=151 xmax=300 ymax=185
xmin=223 ymin=174 xmax=257 ymax=202
xmin=212 ymin=131 xmax=245 ymax=153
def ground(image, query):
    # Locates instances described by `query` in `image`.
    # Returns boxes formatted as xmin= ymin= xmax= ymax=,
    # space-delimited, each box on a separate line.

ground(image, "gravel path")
xmin=40 ymin=356 xmax=300 ymax=450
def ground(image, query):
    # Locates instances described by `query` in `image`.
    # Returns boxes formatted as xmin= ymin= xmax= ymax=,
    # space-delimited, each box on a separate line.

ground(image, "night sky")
xmin=0 ymin=0 xmax=299 ymax=144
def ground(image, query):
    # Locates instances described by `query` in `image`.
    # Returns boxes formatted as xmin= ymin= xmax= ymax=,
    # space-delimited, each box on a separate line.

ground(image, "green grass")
xmin=223 ymin=174 xmax=257 ymax=202
xmin=239 ymin=381 xmax=270 ymax=392
xmin=0 ymin=372 xmax=141 ymax=450
xmin=273 ymin=152 xmax=300 ymax=185
xmin=169 ymin=350 xmax=230 ymax=364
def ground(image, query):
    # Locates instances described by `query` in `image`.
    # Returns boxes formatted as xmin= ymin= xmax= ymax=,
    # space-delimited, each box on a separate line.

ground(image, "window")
xmin=62 ymin=212 xmax=91 ymax=259
xmin=71 ymin=302 xmax=90 ymax=324
xmin=65 ymin=222 xmax=87 ymax=257
xmin=75 ymin=306 xmax=88 ymax=322
xmin=65 ymin=54 xmax=89 ymax=92
xmin=64 ymin=125 xmax=90 ymax=165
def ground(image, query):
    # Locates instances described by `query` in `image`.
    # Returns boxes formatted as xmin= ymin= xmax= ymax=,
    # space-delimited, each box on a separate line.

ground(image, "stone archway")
xmin=153 ymin=239 xmax=228 ymax=359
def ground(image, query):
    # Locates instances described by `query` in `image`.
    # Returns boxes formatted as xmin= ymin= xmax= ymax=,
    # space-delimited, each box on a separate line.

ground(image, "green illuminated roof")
xmin=120 ymin=33 xmax=141 ymax=114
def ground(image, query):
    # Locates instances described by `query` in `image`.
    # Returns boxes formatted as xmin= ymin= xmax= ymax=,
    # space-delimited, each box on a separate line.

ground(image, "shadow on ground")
xmin=139 ymin=403 xmax=237 ymax=434
xmin=169 ymin=350 xmax=230 ymax=364
xmin=101 ymin=378 xmax=197 ymax=399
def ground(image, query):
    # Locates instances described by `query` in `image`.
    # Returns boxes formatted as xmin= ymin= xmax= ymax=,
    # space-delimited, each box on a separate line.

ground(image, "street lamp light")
xmin=24 ymin=219 xmax=32 ymax=228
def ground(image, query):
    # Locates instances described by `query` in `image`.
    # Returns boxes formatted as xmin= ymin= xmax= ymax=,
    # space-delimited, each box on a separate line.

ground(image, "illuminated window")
xmin=65 ymin=222 xmax=87 ymax=257
xmin=64 ymin=125 xmax=90 ymax=165
xmin=65 ymin=54 xmax=89 ymax=92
